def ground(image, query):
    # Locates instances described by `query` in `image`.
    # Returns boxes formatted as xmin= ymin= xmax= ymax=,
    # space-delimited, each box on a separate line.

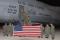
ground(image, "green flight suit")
xmin=40 ymin=24 xmax=44 ymax=38
xmin=3 ymin=23 xmax=8 ymax=36
xmin=8 ymin=23 xmax=13 ymax=36
xmin=50 ymin=24 xmax=55 ymax=40
xmin=45 ymin=25 xmax=50 ymax=38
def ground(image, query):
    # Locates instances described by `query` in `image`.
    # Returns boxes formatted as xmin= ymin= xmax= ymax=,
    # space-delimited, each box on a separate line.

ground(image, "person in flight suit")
xmin=3 ymin=23 xmax=8 ymax=36
xmin=40 ymin=24 xmax=44 ymax=38
xmin=45 ymin=24 xmax=50 ymax=38
xmin=50 ymin=24 xmax=55 ymax=40
xmin=8 ymin=23 xmax=13 ymax=36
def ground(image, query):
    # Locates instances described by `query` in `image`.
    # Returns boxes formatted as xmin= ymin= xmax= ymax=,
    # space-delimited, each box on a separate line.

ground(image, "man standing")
xmin=45 ymin=24 xmax=50 ymax=38
xmin=40 ymin=24 xmax=44 ymax=38
xmin=50 ymin=24 xmax=55 ymax=40
xmin=8 ymin=23 xmax=13 ymax=36
xmin=3 ymin=23 xmax=8 ymax=36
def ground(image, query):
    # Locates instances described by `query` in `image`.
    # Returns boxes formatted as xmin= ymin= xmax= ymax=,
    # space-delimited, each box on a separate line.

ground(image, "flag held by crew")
xmin=13 ymin=26 xmax=41 ymax=37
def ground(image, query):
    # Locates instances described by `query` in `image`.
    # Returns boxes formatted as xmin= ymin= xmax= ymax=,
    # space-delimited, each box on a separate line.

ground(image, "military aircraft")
xmin=0 ymin=0 xmax=60 ymax=25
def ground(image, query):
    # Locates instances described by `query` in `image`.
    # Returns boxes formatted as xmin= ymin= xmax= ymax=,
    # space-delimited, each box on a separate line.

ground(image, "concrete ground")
xmin=0 ymin=29 xmax=60 ymax=40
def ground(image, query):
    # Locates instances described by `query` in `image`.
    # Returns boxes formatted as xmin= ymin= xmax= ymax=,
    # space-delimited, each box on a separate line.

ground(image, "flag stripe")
xmin=13 ymin=32 xmax=41 ymax=34
xmin=14 ymin=32 xmax=41 ymax=33
xmin=23 ymin=27 xmax=41 ymax=28
xmin=22 ymin=26 xmax=40 ymax=28
xmin=14 ymin=35 xmax=41 ymax=37
xmin=13 ymin=33 xmax=41 ymax=36
xmin=13 ymin=34 xmax=41 ymax=36
xmin=23 ymin=28 xmax=40 ymax=29
xmin=23 ymin=29 xmax=40 ymax=31
xmin=13 ymin=31 xmax=41 ymax=32
xmin=14 ymin=34 xmax=41 ymax=36
xmin=13 ymin=33 xmax=41 ymax=35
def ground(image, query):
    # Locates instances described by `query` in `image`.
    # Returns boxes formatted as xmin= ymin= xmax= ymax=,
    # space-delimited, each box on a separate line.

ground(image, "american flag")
xmin=13 ymin=26 xmax=42 ymax=37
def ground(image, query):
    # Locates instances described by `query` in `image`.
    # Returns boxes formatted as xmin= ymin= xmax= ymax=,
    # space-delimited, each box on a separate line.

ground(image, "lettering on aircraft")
xmin=18 ymin=0 xmax=44 ymax=10
xmin=8 ymin=5 xmax=17 ymax=14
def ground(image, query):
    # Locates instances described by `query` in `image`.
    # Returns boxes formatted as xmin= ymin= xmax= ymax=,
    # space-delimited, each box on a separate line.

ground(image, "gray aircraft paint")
xmin=0 ymin=0 xmax=19 ymax=22
xmin=18 ymin=0 xmax=60 ymax=23
xmin=0 ymin=0 xmax=60 ymax=24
